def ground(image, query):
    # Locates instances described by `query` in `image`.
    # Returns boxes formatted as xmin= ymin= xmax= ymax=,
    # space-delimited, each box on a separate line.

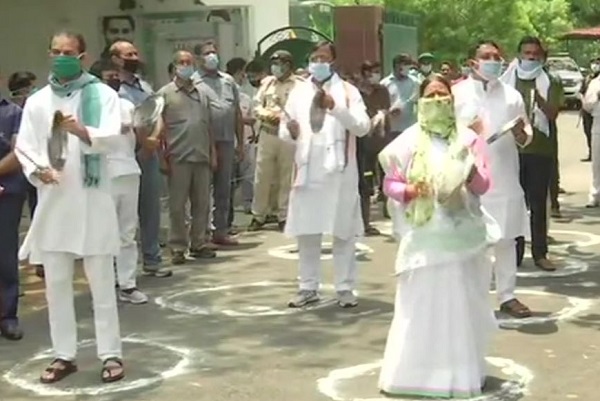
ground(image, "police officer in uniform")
xmin=249 ymin=50 xmax=305 ymax=232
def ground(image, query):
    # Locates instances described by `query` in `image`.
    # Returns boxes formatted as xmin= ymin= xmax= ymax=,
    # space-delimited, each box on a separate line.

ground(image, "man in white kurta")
xmin=453 ymin=41 xmax=533 ymax=318
xmin=15 ymin=33 xmax=124 ymax=383
xmin=280 ymin=42 xmax=371 ymax=308
xmin=582 ymin=74 xmax=600 ymax=206
xmin=90 ymin=58 xmax=147 ymax=305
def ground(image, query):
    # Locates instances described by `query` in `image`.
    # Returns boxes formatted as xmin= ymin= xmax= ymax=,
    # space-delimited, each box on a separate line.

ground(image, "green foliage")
xmin=326 ymin=0 xmax=600 ymax=63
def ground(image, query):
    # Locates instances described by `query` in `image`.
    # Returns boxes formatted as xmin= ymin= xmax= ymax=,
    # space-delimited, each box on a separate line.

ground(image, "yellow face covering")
xmin=406 ymin=95 xmax=460 ymax=226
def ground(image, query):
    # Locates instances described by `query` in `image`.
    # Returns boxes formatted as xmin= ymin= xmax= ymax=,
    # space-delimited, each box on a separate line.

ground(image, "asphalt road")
xmin=1 ymin=111 xmax=599 ymax=401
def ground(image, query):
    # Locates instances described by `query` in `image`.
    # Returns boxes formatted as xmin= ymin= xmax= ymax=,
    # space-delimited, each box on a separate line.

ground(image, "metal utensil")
xmin=48 ymin=110 xmax=68 ymax=171
xmin=486 ymin=116 xmax=522 ymax=145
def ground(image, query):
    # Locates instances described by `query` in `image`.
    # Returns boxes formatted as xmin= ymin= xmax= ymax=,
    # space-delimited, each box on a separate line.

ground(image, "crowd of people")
xmin=0 ymin=28 xmax=592 ymax=398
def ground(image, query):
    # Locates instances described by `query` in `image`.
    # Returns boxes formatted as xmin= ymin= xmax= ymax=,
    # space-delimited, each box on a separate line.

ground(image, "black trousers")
xmin=0 ymin=193 xmax=25 ymax=324
xmin=357 ymin=138 xmax=377 ymax=227
xmin=517 ymin=153 xmax=553 ymax=261
xmin=583 ymin=111 xmax=593 ymax=157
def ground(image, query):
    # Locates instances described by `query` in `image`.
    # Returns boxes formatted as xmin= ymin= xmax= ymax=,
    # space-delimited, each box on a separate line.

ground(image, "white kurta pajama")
xmin=582 ymin=76 xmax=600 ymax=204
xmin=109 ymin=98 xmax=141 ymax=291
xmin=378 ymin=124 xmax=496 ymax=398
xmin=453 ymin=77 xmax=532 ymax=305
xmin=280 ymin=74 xmax=370 ymax=292
xmin=16 ymin=83 xmax=123 ymax=362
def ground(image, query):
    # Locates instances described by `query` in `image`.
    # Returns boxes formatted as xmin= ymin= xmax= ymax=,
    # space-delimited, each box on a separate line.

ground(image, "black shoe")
xmin=0 ymin=322 xmax=24 ymax=341
xmin=247 ymin=218 xmax=265 ymax=232
xmin=278 ymin=220 xmax=286 ymax=232
xmin=265 ymin=215 xmax=278 ymax=224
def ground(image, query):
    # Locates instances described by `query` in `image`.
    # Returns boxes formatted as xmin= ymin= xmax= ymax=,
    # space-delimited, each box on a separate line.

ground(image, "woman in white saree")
xmin=377 ymin=75 xmax=497 ymax=399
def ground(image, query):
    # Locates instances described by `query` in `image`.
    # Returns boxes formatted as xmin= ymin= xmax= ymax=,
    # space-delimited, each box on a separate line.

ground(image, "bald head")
xmin=173 ymin=50 xmax=194 ymax=64
xmin=109 ymin=40 xmax=140 ymax=74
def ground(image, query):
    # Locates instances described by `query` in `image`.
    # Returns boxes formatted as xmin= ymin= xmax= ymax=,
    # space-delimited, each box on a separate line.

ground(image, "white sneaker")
xmin=118 ymin=288 xmax=148 ymax=304
xmin=336 ymin=290 xmax=358 ymax=308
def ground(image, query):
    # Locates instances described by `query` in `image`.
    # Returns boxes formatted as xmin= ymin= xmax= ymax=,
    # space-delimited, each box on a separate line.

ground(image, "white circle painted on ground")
xmin=516 ymin=257 xmax=590 ymax=278
xmin=268 ymin=242 xmax=374 ymax=261
xmin=2 ymin=337 xmax=194 ymax=396
xmin=491 ymin=289 xmax=594 ymax=328
xmin=155 ymin=281 xmax=338 ymax=316
xmin=547 ymin=229 xmax=600 ymax=249
xmin=317 ymin=356 xmax=533 ymax=401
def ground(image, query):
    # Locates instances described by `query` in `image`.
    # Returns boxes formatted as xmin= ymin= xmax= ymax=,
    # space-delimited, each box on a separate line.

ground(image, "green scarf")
xmin=48 ymin=71 xmax=102 ymax=187
xmin=406 ymin=96 xmax=460 ymax=226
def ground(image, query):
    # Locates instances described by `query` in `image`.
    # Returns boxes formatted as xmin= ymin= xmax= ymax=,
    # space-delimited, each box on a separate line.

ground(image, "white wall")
xmin=0 ymin=0 xmax=289 ymax=90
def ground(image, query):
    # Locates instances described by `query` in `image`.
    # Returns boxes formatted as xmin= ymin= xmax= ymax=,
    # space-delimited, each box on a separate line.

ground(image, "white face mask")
xmin=420 ymin=64 xmax=432 ymax=74
xmin=592 ymin=63 xmax=600 ymax=73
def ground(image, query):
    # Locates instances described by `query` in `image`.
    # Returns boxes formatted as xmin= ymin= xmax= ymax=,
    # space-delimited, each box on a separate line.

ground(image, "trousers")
xmin=297 ymin=234 xmax=357 ymax=292
xmin=137 ymin=152 xmax=162 ymax=266
xmin=213 ymin=141 xmax=235 ymax=236
xmin=168 ymin=161 xmax=211 ymax=250
xmin=0 ymin=193 xmax=25 ymax=324
xmin=43 ymin=252 xmax=122 ymax=361
xmin=111 ymin=174 xmax=140 ymax=290
xmin=519 ymin=153 xmax=552 ymax=260
xmin=493 ymin=239 xmax=518 ymax=305
xmin=589 ymin=133 xmax=600 ymax=203
xmin=252 ymin=133 xmax=295 ymax=222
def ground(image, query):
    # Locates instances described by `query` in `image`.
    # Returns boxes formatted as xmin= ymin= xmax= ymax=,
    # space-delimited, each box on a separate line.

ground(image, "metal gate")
xmin=255 ymin=26 xmax=332 ymax=68
xmin=381 ymin=10 xmax=419 ymax=75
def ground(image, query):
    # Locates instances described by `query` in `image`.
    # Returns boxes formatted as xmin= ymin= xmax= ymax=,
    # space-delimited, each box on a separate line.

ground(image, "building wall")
xmin=0 ymin=0 xmax=289 ymax=89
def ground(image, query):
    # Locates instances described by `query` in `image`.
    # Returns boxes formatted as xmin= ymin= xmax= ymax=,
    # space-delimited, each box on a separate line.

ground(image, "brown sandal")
xmin=40 ymin=359 xmax=78 ymax=384
xmin=101 ymin=357 xmax=125 ymax=383
xmin=500 ymin=298 xmax=532 ymax=318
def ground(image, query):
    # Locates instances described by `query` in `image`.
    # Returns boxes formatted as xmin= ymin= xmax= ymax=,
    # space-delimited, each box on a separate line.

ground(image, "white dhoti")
xmin=297 ymin=234 xmax=357 ymax=291
xmin=44 ymin=252 xmax=122 ymax=361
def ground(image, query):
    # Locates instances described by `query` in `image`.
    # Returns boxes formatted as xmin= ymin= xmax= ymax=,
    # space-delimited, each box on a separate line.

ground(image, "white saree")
xmin=377 ymin=124 xmax=497 ymax=399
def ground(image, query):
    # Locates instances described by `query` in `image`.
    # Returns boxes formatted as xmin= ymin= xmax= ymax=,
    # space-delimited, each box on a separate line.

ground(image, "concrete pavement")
xmin=0 ymin=111 xmax=598 ymax=401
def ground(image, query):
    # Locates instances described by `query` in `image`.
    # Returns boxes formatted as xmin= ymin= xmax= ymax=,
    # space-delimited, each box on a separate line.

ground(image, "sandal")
xmin=101 ymin=357 xmax=125 ymax=383
xmin=500 ymin=298 xmax=532 ymax=318
xmin=40 ymin=359 xmax=78 ymax=384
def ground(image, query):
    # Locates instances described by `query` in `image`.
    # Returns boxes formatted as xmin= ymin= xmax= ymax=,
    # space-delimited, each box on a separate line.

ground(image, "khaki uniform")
xmin=252 ymin=74 xmax=304 ymax=222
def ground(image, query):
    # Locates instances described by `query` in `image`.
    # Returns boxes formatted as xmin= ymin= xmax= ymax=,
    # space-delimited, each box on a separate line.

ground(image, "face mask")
xmin=271 ymin=64 xmax=286 ymax=79
xmin=309 ymin=62 xmax=332 ymax=82
xmin=369 ymin=73 xmax=381 ymax=84
xmin=395 ymin=65 xmax=411 ymax=78
xmin=418 ymin=96 xmax=456 ymax=138
xmin=106 ymin=78 xmax=121 ymax=91
xmin=176 ymin=65 xmax=195 ymax=80
xmin=420 ymin=64 xmax=432 ymax=74
xmin=591 ymin=63 xmax=600 ymax=73
xmin=477 ymin=60 xmax=503 ymax=81
xmin=203 ymin=53 xmax=219 ymax=71
xmin=121 ymin=59 xmax=140 ymax=74
xmin=519 ymin=59 xmax=542 ymax=72
xmin=51 ymin=55 xmax=82 ymax=79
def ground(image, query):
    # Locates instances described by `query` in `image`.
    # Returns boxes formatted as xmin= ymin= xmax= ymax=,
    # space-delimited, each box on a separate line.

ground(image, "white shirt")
xmin=16 ymin=83 xmax=122 ymax=258
xmin=239 ymin=91 xmax=255 ymax=143
xmin=107 ymin=98 xmax=141 ymax=178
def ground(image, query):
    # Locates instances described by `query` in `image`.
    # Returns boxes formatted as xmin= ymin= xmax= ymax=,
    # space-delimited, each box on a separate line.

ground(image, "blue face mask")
xmin=520 ymin=59 xmax=542 ymax=72
xmin=309 ymin=62 xmax=332 ymax=82
xmin=271 ymin=64 xmax=285 ymax=78
xmin=203 ymin=53 xmax=219 ymax=71
xmin=478 ymin=60 xmax=503 ymax=81
xmin=176 ymin=65 xmax=195 ymax=80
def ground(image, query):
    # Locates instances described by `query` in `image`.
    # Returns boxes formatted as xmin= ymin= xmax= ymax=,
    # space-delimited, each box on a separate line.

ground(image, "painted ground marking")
xmin=317 ymin=356 xmax=533 ymax=401
xmin=155 ymin=281 xmax=342 ymax=316
xmin=2 ymin=336 xmax=195 ymax=396
xmin=490 ymin=289 xmax=594 ymax=328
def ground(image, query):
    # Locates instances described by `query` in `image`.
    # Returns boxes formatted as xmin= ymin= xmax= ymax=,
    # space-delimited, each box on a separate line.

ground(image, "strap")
xmin=342 ymin=81 xmax=351 ymax=168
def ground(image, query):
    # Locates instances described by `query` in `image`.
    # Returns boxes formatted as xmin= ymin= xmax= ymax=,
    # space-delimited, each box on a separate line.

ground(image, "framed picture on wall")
xmin=99 ymin=15 xmax=137 ymax=57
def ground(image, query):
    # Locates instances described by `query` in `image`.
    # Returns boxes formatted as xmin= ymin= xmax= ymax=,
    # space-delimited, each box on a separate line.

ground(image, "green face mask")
xmin=51 ymin=55 xmax=82 ymax=79
xmin=417 ymin=96 xmax=456 ymax=138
